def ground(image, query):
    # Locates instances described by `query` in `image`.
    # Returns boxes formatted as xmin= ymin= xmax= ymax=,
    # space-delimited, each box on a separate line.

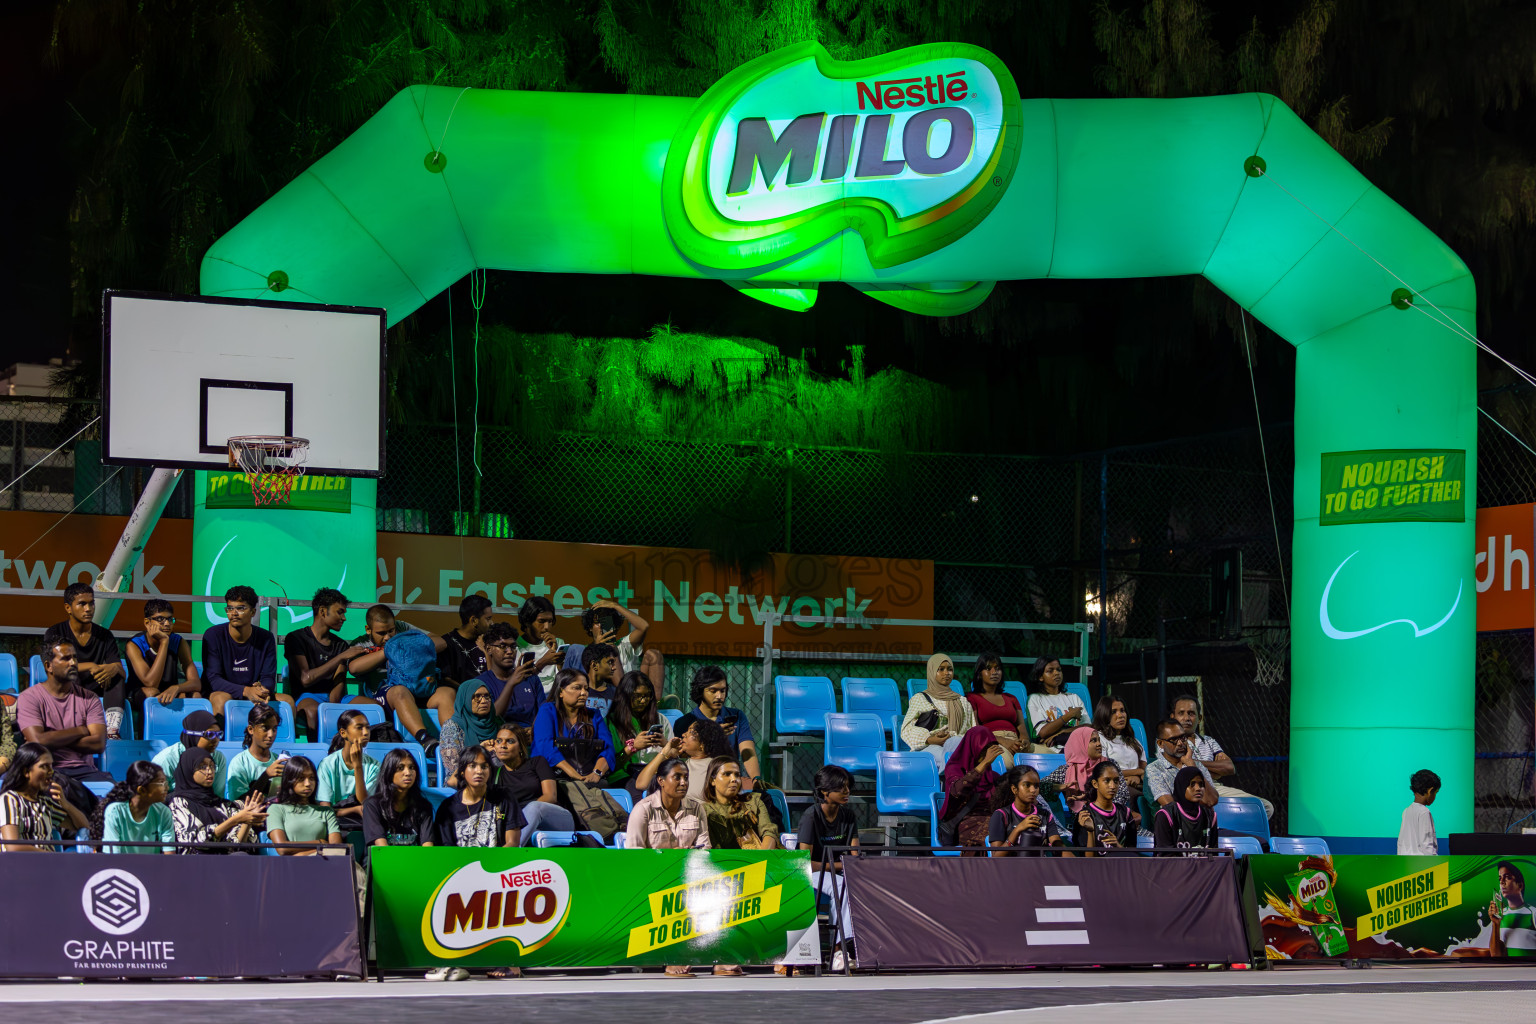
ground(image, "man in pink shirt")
xmin=17 ymin=639 xmax=110 ymax=813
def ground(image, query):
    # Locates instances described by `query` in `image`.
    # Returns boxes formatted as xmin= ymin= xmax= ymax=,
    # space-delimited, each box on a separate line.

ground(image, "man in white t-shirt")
xmin=1397 ymin=768 xmax=1439 ymax=856
xmin=581 ymin=598 xmax=661 ymax=686
xmin=1170 ymin=693 xmax=1273 ymax=818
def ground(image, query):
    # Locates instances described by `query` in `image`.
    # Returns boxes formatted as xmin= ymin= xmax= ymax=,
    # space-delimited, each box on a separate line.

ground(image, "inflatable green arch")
xmin=201 ymin=42 xmax=1475 ymax=838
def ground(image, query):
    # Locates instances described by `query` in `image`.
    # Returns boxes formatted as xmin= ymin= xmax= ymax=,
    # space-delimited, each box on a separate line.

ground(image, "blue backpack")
xmin=381 ymin=628 xmax=441 ymax=700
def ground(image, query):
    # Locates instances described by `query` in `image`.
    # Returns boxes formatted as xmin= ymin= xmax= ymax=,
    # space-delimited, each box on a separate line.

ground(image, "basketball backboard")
xmin=102 ymin=291 xmax=385 ymax=476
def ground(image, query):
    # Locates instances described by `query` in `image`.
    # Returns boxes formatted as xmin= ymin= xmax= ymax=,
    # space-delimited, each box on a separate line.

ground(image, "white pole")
xmin=93 ymin=466 xmax=183 ymax=628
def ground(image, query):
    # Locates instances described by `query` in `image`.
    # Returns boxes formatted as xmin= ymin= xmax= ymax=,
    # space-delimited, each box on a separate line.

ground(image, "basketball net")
xmin=227 ymin=435 xmax=310 ymax=506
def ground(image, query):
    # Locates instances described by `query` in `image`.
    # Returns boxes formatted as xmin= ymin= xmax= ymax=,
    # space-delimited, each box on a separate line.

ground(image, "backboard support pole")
xmin=93 ymin=466 xmax=183 ymax=628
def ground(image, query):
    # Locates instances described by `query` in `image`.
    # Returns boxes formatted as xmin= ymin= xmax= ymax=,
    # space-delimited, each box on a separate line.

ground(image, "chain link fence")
xmin=5 ymin=388 xmax=1535 ymax=831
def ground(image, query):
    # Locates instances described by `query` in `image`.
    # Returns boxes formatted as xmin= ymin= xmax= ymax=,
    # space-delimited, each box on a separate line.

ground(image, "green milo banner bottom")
xmin=1252 ymin=854 xmax=1536 ymax=960
xmin=371 ymin=848 xmax=820 ymax=968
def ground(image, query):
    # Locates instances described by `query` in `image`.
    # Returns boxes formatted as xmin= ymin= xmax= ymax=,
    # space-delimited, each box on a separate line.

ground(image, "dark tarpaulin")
xmin=844 ymin=854 xmax=1248 ymax=968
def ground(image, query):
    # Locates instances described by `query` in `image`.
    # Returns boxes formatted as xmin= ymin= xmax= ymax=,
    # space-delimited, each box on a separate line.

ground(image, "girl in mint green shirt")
xmin=91 ymin=760 xmax=174 ymax=854
xmin=267 ymin=756 xmax=342 ymax=854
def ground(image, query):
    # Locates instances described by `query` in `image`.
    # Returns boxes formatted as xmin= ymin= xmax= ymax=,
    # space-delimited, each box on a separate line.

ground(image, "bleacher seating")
xmin=84 ymin=780 xmax=116 ymax=799
xmin=659 ymin=708 xmax=683 ymax=729
xmin=394 ymin=706 xmax=441 ymax=739
xmin=1218 ymin=834 xmax=1263 ymax=857
xmin=0 ymin=653 xmax=18 ymax=694
xmin=271 ymin=741 xmax=331 ymax=766
xmin=929 ymin=790 xmax=959 ymax=856
xmin=823 ymin=712 xmax=885 ymax=776
xmin=906 ymin=678 xmax=965 ymax=701
xmin=29 ymin=654 xmax=44 ymax=687
xmin=1271 ymin=835 xmax=1330 ymax=857
xmin=875 ymin=750 xmax=939 ymax=841
xmin=765 ymin=787 xmax=791 ymax=832
xmin=102 ymin=739 xmax=164 ymax=780
xmin=1217 ymin=796 xmax=1271 ymax=845
xmin=603 ymin=789 xmax=634 ymax=813
xmin=320 ymin=701 xmax=385 ymax=743
xmin=1137 ymin=831 xmax=1155 ymax=851
xmin=365 ymin=741 xmax=452 ymax=801
xmin=841 ymin=677 xmax=902 ymax=742
xmin=1065 ymin=681 xmax=1092 ymax=715
xmin=533 ymin=830 xmax=605 ymax=848
xmin=773 ymin=676 xmax=836 ymax=737
xmin=1002 ymin=680 xmax=1027 ymax=705
xmin=1129 ymin=717 xmax=1149 ymax=755
xmin=143 ymin=698 xmax=215 ymax=743
xmin=223 ymin=698 xmax=297 ymax=742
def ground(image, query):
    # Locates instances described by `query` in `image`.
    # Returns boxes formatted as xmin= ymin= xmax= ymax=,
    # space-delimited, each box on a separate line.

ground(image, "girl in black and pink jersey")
xmin=1152 ymin=765 xmax=1218 ymax=855
xmin=1071 ymin=761 xmax=1135 ymax=855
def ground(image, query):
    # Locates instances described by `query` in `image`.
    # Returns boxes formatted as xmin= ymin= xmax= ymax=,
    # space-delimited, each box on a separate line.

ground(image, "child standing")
xmin=1397 ymin=768 xmax=1440 ymax=855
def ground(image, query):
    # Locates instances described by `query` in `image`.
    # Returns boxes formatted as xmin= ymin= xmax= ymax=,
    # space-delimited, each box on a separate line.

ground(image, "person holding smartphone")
xmin=673 ymin=666 xmax=763 ymax=793
xmin=1025 ymin=657 xmax=1085 ymax=751
xmin=224 ymin=701 xmax=288 ymax=800
xmin=476 ymin=623 xmax=543 ymax=728
xmin=607 ymin=671 xmax=673 ymax=798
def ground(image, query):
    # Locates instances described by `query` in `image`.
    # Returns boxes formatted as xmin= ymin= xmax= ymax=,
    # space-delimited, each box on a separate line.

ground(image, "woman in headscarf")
xmin=1060 ymin=726 xmax=1106 ymax=814
xmin=438 ymin=679 xmax=503 ymax=788
xmin=937 ymin=725 xmax=1006 ymax=853
xmin=1152 ymin=765 xmax=1218 ymax=856
xmin=900 ymin=653 xmax=976 ymax=769
xmin=168 ymin=746 xmax=265 ymax=853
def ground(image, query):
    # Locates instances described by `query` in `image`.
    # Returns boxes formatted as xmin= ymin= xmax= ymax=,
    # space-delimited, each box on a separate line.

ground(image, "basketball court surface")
xmin=7 ymin=966 xmax=1534 ymax=1023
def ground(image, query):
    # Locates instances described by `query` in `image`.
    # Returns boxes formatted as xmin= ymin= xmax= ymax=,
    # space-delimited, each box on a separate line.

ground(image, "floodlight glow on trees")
xmin=202 ymin=41 xmax=1476 ymax=838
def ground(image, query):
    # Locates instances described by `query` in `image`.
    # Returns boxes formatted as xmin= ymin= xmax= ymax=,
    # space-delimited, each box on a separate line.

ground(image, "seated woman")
xmin=1071 ymin=761 xmax=1135 ymax=855
xmin=1025 ymin=656 xmax=1085 ymax=751
xmin=267 ymin=755 xmax=343 ymax=855
xmin=1060 ymin=726 xmax=1106 ymax=814
xmin=702 ymin=756 xmax=778 ymax=850
xmin=606 ymin=671 xmax=672 ymax=798
xmin=532 ymin=669 xmax=616 ymax=791
xmin=1152 ymin=765 xmax=1218 ymax=856
xmin=0 ymin=742 xmax=89 ymax=852
xmin=628 ymin=757 xmax=710 ymax=979
xmin=793 ymin=765 xmax=859 ymax=973
xmin=488 ymin=724 xmax=574 ymax=843
xmin=151 ymin=709 xmax=229 ymax=796
xmin=363 ymin=747 xmax=436 ymax=848
xmin=225 ymin=702 xmax=287 ymax=801
xmin=1093 ymin=695 xmax=1146 ymax=807
xmin=439 ymin=679 xmax=503 ymax=788
xmin=168 ymin=746 xmax=266 ymax=853
xmin=316 ymin=709 xmax=381 ymax=831
xmin=431 ymin=743 xmax=524 ymax=981
xmin=965 ymin=651 xmax=1027 ymax=765
xmin=900 ymin=653 xmax=975 ymax=769
xmin=987 ymin=764 xmax=1070 ymax=856
xmin=92 ymin=759 xmax=173 ymax=854
xmin=937 ymin=726 xmax=1006 ymax=853
xmin=638 ymin=718 xmax=731 ymax=803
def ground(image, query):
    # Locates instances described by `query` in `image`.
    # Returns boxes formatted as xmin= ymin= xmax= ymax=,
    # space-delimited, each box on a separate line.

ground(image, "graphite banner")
xmin=371 ymin=848 xmax=819 ymax=969
xmin=0 ymin=853 xmax=361 ymax=978
xmin=1251 ymin=853 xmax=1536 ymax=960
xmin=843 ymin=855 xmax=1248 ymax=968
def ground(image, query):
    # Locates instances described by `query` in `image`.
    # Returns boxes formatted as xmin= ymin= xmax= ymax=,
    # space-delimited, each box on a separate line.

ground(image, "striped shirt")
xmin=1500 ymin=901 xmax=1536 ymax=957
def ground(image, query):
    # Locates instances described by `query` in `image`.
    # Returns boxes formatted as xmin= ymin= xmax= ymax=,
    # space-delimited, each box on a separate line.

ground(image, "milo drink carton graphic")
xmin=1287 ymin=868 xmax=1350 ymax=956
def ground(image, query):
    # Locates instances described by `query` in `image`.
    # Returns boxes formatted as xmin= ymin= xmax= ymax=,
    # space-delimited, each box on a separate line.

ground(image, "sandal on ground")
xmin=485 ymin=967 xmax=521 ymax=979
xmin=663 ymin=965 xmax=694 ymax=977
xmin=712 ymin=965 xmax=744 ymax=976
xmin=773 ymin=964 xmax=799 ymax=976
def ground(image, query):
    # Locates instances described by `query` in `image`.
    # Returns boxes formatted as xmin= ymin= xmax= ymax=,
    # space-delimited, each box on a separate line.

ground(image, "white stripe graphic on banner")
xmin=1025 ymin=930 xmax=1090 ymax=945
xmin=1035 ymin=907 xmax=1085 ymax=923
xmin=1043 ymin=886 xmax=1081 ymax=900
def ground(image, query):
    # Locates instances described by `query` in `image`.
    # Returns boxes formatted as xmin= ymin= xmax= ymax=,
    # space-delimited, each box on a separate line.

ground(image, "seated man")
xmin=345 ymin=603 xmax=397 ymax=702
xmin=201 ymin=585 xmax=295 ymax=723
xmin=674 ymin=666 xmax=763 ymax=794
xmin=440 ymin=594 xmax=494 ymax=688
xmin=580 ymin=643 xmax=620 ymax=717
xmin=581 ymin=598 xmax=662 ymax=687
xmin=1170 ymin=693 xmax=1273 ymax=818
xmin=356 ymin=614 xmax=454 ymax=754
xmin=44 ymin=582 xmax=126 ymax=738
xmin=124 ymin=599 xmax=201 ymax=729
xmin=478 ymin=622 xmax=544 ymax=729
xmin=284 ymin=587 xmax=366 ymax=740
xmin=517 ymin=596 xmax=566 ymax=696
xmin=16 ymin=639 xmax=110 ymax=813
xmin=1145 ymin=718 xmax=1218 ymax=810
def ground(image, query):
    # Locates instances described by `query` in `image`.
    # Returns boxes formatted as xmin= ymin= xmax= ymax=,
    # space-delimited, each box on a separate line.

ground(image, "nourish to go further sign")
xmin=1319 ymin=449 xmax=1466 ymax=526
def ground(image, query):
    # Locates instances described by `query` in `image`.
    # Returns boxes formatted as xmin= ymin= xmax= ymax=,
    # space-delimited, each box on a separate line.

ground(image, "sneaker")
xmin=422 ymin=739 xmax=440 ymax=759
xmin=425 ymin=966 xmax=470 ymax=982
xmin=830 ymin=950 xmax=846 ymax=972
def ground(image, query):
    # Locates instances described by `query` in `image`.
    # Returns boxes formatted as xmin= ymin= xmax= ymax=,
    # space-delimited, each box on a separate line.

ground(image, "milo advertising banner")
xmin=372 ymin=848 xmax=819 ymax=969
xmin=1252 ymin=854 xmax=1536 ymax=960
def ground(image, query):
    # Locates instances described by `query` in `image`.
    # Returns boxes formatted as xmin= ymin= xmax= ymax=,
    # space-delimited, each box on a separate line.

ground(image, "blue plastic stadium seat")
xmin=906 ymin=678 xmax=965 ymax=701
xmin=929 ymin=791 xmax=960 ymax=855
xmin=1015 ymin=751 xmax=1065 ymax=777
xmin=824 ymin=712 xmax=886 ymax=775
xmin=841 ymin=677 xmax=902 ymax=739
xmin=393 ymin=706 xmax=441 ymax=739
xmin=223 ymin=698 xmax=297 ymax=742
xmin=1065 ymin=681 xmax=1092 ymax=715
xmin=611 ymin=832 xmax=628 ymax=849
xmin=1271 ymin=835 xmax=1331 ymax=857
xmin=603 ymin=788 xmax=634 ymax=813
xmin=1129 ymin=716 xmax=1149 ymax=756
xmin=84 ymin=780 xmax=116 ymax=799
xmin=103 ymin=739 xmax=164 ymax=780
xmin=1218 ymin=834 xmax=1264 ymax=858
xmin=0 ymin=653 xmax=18 ymax=694
xmin=763 ymin=787 xmax=791 ymax=832
xmin=774 ymin=676 xmax=836 ymax=736
xmin=270 ymin=742 xmax=331 ymax=768
xmin=1217 ymin=796 xmax=1272 ymax=845
xmin=366 ymin=741 xmax=453 ymax=801
xmin=29 ymin=654 xmax=45 ymax=687
xmin=533 ymin=830 xmax=605 ymax=848
xmin=143 ymin=698 xmax=215 ymax=743
xmin=875 ymin=750 xmax=940 ymax=818
xmin=1137 ymin=831 xmax=1155 ymax=851
xmin=320 ymin=701 xmax=384 ymax=743
xmin=1002 ymin=681 xmax=1027 ymax=705
xmin=659 ymin=708 xmax=683 ymax=729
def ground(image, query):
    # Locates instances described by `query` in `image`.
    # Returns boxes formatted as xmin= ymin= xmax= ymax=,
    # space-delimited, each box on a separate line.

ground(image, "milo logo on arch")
xmin=662 ymin=41 xmax=1022 ymax=272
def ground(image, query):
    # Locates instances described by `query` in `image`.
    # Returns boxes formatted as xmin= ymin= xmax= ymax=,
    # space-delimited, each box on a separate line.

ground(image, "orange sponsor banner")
xmin=1475 ymin=502 xmax=1535 ymax=632
xmin=0 ymin=512 xmax=194 ymax=628
xmin=374 ymin=533 xmax=934 ymax=657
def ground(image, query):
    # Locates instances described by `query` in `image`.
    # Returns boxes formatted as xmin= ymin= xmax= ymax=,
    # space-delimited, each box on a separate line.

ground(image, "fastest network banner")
xmin=1252 ymin=854 xmax=1536 ymax=960
xmin=371 ymin=848 xmax=819 ymax=969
